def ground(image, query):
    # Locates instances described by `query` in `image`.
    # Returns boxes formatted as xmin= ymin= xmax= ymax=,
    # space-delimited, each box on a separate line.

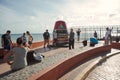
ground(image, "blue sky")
xmin=0 ymin=0 xmax=120 ymax=34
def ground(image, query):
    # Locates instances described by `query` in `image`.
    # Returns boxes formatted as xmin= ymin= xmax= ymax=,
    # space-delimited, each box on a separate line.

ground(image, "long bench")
xmin=28 ymin=45 xmax=112 ymax=80
xmin=111 ymin=42 xmax=120 ymax=49
xmin=0 ymin=48 xmax=4 ymax=58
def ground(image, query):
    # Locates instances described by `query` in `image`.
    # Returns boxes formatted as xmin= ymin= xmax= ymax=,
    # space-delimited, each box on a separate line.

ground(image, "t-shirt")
xmin=94 ymin=32 xmax=97 ymax=38
xmin=77 ymin=31 xmax=80 ymax=36
xmin=105 ymin=30 xmax=110 ymax=39
xmin=21 ymin=36 xmax=27 ymax=43
xmin=69 ymin=32 xmax=75 ymax=40
xmin=43 ymin=32 xmax=50 ymax=40
xmin=11 ymin=47 xmax=28 ymax=70
xmin=2 ymin=34 xmax=11 ymax=46
xmin=53 ymin=32 xmax=57 ymax=39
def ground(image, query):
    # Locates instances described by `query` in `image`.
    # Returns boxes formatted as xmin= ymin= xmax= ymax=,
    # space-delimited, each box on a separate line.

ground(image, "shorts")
xmin=28 ymin=41 xmax=32 ymax=45
xmin=4 ymin=45 xmax=10 ymax=51
xmin=44 ymin=39 xmax=49 ymax=42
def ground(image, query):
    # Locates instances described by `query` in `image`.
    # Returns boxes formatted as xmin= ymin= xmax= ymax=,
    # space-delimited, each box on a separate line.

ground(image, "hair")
xmin=23 ymin=33 xmax=25 ymax=35
xmin=106 ymin=27 xmax=109 ymax=30
xmin=71 ymin=28 xmax=73 ymax=31
xmin=6 ymin=30 xmax=11 ymax=33
xmin=16 ymin=37 xmax=23 ymax=45
xmin=26 ymin=31 xmax=30 ymax=35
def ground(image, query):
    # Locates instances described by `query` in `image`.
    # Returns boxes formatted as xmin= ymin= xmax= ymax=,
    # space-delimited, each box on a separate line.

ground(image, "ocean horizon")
xmin=0 ymin=33 xmax=52 ymax=48
xmin=0 ymin=31 xmax=119 ymax=48
xmin=0 ymin=32 xmax=100 ymax=48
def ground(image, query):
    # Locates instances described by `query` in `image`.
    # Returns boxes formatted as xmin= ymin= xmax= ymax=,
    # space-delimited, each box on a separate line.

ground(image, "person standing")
xmin=21 ymin=33 xmax=27 ymax=46
xmin=26 ymin=31 xmax=33 ymax=48
xmin=43 ymin=29 xmax=50 ymax=48
xmin=69 ymin=28 xmax=75 ymax=50
xmin=109 ymin=27 xmax=113 ymax=44
xmin=94 ymin=31 xmax=98 ymax=39
xmin=104 ymin=27 xmax=110 ymax=45
xmin=4 ymin=37 xmax=29 ymax=71
xmin=53 ymin=30 xmax=57 ymax=46
xmin=76 ymin=28 xmax=81 ymax=41
xmin=1 ymin=30 xmax=13 ymax=56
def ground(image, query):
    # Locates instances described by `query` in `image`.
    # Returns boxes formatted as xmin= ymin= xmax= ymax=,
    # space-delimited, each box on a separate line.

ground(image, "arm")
xmin=48 ymin=33 xmax=50 ymax=39
xmin=43 ymin=33 xmax=45 ymax=39
xmin=32 ymin=36 xmax=33 ymax=41
xmin=1 ymin=37 xmax=4 ymax=47
xmin=9 ymin=36 xmax=13 ymax=47
xmin=10 ymin=39 xmax=13 ymax=46
xmin=30 ymin=35 xmax=33 ymax=41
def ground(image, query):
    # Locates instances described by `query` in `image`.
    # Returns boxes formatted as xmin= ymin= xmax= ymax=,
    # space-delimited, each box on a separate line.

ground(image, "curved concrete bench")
xmin=0 ymin=48 xmax=4 ymax=58
xmin=111 ymin=42 xmax=120 ymax=49
xmin=28 ymin=45 xmax=111 ymax=80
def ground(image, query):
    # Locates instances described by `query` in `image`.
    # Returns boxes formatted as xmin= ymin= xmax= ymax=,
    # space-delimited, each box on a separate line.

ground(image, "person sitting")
xmin=90 ymin=37 xmax=98 ymax=46
xmin=4 ymin=37 xmax=29 ymax=71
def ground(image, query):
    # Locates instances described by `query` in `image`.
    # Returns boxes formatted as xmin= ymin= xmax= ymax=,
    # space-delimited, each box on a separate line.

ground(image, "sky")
xmin=0 ymin=0 xmax=120 ymax=34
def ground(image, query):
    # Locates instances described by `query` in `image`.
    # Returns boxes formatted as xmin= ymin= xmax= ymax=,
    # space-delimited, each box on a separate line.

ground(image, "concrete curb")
xmin=74 ymin=50 xmax=120 ymax=80
xmin=74 ymin=59 xmax=100 ymax=80
xmin=28 ymin=45 xmax=111 ymax=80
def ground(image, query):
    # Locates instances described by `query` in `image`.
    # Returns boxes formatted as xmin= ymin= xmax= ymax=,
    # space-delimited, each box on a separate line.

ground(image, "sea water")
xmin=0 ymin=33 xmax=51 ymax=48
xmin=0 ymin=32 xmax=117 ymax=48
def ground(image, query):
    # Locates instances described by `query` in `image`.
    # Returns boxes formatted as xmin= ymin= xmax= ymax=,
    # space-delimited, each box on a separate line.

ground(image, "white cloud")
xmin=30 ymin=16 xmax=36 ymax=20
xmin=54 ymin=0 xmax=120 ymax=27
xmin=0 ymin=0 xmax=120 ymax=33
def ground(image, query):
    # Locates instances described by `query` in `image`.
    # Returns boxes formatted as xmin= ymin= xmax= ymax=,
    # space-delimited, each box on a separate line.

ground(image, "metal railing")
xmin=70 ymin=25 xmax=120 ymax=40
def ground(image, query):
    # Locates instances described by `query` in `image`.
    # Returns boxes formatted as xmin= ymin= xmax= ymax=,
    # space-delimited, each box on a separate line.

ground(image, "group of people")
xmin=42 ymin=28 xmax=80 ymax=50
xmin=1 ymin=30 xmax=33 ymax=71
xmin=21 ymin=31 xmax=33 ymax=47
xmin=1 ymin=29 xmax=52 ymax=71
xmin=1 ymin=27 xmax=113 ymax=71
xmin=93 ymin=27 xmax=113 ymax=45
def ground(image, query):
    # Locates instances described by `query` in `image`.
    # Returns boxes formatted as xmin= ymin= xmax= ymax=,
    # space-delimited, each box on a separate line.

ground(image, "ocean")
xmin=0 ymin=31 xmax=119 ymax=48
xmin=0 ymin=33 xmax=50 ymax=48
xmin=0 ymin=32 xmax=101 ymax=48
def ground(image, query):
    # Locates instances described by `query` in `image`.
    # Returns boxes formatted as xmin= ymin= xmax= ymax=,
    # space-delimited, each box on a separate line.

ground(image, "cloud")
xmin=53 ymin=0 xmax=120 ymax=26
xmin=0 ymin=0 xmax=120 ymax=33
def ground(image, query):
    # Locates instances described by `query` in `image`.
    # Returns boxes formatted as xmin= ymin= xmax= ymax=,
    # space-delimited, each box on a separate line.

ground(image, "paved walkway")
xmin=85 ymin=52 xmax=120 ymax=80
xmin=0 ymin=41 xmax=99 ymax=80
xmin=1 ymin=41 xmax=118 ymax=80
xmin=59 ymin=48 xmax=120 ymax=80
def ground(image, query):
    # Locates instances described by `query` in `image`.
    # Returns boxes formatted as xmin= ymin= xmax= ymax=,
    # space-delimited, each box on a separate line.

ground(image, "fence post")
xmin=100 ymin=28 xmax=101 ymax=39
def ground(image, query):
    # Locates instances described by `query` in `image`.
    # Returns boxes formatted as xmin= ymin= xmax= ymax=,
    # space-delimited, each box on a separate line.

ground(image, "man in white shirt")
xmin=104 ymin=27 xmax=111 ymax=45
xmin=53 ymin=30 xmax=57 ymax=46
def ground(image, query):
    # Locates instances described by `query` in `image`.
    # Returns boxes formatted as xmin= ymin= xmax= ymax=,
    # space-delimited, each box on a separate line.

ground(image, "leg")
xmin=78 ymin=36 xmax=80 ymax=41
xmin=69 ymin=39 xmax=71 ymax=50
xmin=105 ymin=39 xmax=108 ymax=45
xmin=48 ymin=40 xmax=49 ymax=46
xmin=72 ymin=39 xmax=74 ymax=49
xmin=77 ymin=36 xmax=79 ymax=41
xmin=44 ymin=40 xmax=46 ymax=48
xmin=47 ymin=40 xmax=50 ymax=48
xmin=3 ymin=45 xmax=11 ymax=56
